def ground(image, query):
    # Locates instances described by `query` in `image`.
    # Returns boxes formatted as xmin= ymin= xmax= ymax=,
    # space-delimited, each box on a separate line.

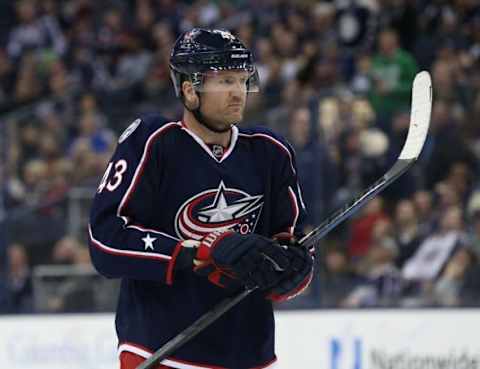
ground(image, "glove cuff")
xmin=193 ymin=231 xmax=240 ymax=289
xmin=166 ymin=240 xmax=198 ymax=285
xmin=195 ymin=230 xmax=234 ymax=262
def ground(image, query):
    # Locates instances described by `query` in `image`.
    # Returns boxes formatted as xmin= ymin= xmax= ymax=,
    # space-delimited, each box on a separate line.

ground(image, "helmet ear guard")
xmin=176 ymin=76 xmax=200 ymax=110
xmin=169 ymin=68 xmax=186 ymax=98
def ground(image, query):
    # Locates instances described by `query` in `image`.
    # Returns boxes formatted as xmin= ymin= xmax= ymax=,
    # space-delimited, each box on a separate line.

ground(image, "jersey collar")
xmin=180 ymin=122 xmax=238 ymax=163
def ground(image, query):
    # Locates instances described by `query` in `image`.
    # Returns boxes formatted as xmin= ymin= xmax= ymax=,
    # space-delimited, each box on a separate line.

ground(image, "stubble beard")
xmin=201 ymin=108 xmax=244 ymax=133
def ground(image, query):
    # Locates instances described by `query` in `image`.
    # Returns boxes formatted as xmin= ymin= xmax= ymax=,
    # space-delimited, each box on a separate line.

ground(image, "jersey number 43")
xmin=97 ymin=159 xmax=128 ymax=193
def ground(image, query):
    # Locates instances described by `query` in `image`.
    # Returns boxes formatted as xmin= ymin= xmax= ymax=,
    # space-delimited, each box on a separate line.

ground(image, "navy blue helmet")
xmin=169 ymin=28 xmax=260 ymax=97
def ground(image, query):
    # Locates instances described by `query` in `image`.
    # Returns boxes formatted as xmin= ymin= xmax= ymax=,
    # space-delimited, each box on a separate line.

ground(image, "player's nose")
xmin=229 ymin=89 xmax=246 ymax=101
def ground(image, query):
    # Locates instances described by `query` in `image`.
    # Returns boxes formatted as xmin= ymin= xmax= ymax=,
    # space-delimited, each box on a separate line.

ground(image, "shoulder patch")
xmin=119 ymin=118 xmax=142 ymax=143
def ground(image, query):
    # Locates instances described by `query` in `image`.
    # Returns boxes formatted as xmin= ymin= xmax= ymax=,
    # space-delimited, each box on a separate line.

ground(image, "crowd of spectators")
xmin=1 ymin=0 xmax=480 ymax=313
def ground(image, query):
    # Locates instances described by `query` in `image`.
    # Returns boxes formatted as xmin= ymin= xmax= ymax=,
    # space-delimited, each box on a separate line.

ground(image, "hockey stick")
xmin=137 ymin=71 xmax=432 ymax=369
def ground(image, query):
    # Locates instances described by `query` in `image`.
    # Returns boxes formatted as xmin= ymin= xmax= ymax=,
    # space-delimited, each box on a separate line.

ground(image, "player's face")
xmin=199 ymin=71 xmax=249 ymax=131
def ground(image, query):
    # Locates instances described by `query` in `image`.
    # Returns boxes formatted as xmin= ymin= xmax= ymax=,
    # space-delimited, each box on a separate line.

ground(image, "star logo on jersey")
xmin=175 ymin=181 xmax=264 ymax=240
xmin=142 ymin=234 xmax=156 ymax=250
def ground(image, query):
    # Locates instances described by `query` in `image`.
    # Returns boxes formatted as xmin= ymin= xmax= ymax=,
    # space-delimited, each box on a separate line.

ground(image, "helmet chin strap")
xmin=184 ymin=92 xmax=233 ymax=134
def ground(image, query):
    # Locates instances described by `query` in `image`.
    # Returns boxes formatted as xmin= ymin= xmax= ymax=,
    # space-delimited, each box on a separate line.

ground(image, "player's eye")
xmin=220 ymin=77 xmax=235 ymax=85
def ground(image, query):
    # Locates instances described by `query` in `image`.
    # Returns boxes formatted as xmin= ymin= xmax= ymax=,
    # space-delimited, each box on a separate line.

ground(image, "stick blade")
xmin=399 ymin=71 xmax=432 ymax=160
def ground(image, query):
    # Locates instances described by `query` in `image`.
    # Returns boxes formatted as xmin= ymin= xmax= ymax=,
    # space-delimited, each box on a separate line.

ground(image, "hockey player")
xmin=89 ymin=28 xmax=314 ymax=369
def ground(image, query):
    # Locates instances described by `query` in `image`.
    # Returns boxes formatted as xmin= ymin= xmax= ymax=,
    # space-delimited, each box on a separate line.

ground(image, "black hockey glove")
xmin=265 ymin=233 xmax=314 ymax=302
xmin=193 ymin=231 xmax=292 ymax=290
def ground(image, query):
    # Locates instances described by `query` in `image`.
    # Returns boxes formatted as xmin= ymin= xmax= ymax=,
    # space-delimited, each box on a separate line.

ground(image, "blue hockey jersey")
xmin=88 ymin=114 xmax=307 ymax=369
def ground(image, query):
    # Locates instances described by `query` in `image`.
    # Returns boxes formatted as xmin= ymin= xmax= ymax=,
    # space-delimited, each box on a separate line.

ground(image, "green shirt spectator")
xmin=369 ymin=29 xmax=418 ymax=118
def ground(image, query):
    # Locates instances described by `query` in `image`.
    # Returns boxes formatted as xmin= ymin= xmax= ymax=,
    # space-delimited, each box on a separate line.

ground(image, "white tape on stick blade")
xmin=399 ymin=71 xmax=432 ymax=160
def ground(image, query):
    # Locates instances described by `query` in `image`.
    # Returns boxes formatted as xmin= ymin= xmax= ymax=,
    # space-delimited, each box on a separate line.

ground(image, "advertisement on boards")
xmin=274 ymin=309 xmax=480 ymax=369
xmin=1 ymin=310 xmax=480 ymax=369
xmin=0 ymin=314 xmax=116 ymax=369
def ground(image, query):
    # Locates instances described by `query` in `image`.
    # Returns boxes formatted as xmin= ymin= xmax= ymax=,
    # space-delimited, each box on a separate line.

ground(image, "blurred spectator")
xmin=434 ymin=182 xmax=463 ymax=218
xmin=12 ymin=120 xmax=40 ymax=173
xmin=276 ymin=28 xmax=301 ymax=83
xmin=311 ymin=3 xmax=337 ymax=46
xmin=432 ymin=246 xmax=477 ymax=306
xmin=46 ymin=237 xmax=95 ymax=313
xmin=347 ymin=197 xmax=389 ymax=260
xmin=71 ymin=112 xmax=115 ymax=155
xmin=52 ymin=236 xmax=83 ymax=265
xmin=266 ymin=79 xmax=304 ymax=137
xmin=152 ymin=20 xmax=175 ymax=52
xmin=78 ymin=92 xmax=106 ymax=124
xmin=369 ymin=28 xmax=418 ymax=119
xmin=70 ymin=141 xmax=110 ymax=186
xmin=132 ymin=1 xmax=157 ymax=51
xmin=424 ymin=100 xmax=477 ymax=189
xmin=320 ymin=246 xmax=360 ymax=308
xmin=0 ymin=280 xmax=9 ymax=313
xmin=254 ymin=37 xmax=274 ymax=87
xmin=351 ymin=53 xmax=373 ymax=96
xmin=7 ymin=0 xmax=66 ymax=60
xmin=431 ymin=57 xmax=463 ymax=105
xmin=113 ymin=36 xmax=152 ymax=89
xmin=469 ymin=208 xmax=480 ymax=251
xmin=460 ymin=246 xmax=480 ymax=307
xmin=311 ymin=41 xmax=344 ymax=96
xmin=14 ymin=52 xmax=42 ymax=103
xmin=136 ymin=49 xmax=177 ymax=116
xmin=66 ymin=112 xmax=114 ymax=186
xmin=342 ymin=236 xmax=401 ymax=308
xmin=318 ymin=97 xmax=342 ymax=145
xmin=402 ymin=206 xmax=466 ymax=298
xmin=379 ymin=0 xmax=418 ymax=52
xmin=0 ymin=48 xmax=16 ymax=109
xmin=96 ymin=7 xmax=127 ymax=56
xmin=287 ymin=107 xmax=337 ymax=228
xmin=413 ymin=190 xmax=435 ymax=233
xmin=20 ymin=159 xmax=49 ymax=206
xmin=444 ymin=161 xmax=474 ymax=204
xmin=4 ymin=243 xmax=33 ymax=313
xmin=330 ymin=96 xmax=391 ymax=198
xmin=393 ymin=199 xmax=425 ymax=267
xmin=261 ymin=57 xmax=284 ymax=109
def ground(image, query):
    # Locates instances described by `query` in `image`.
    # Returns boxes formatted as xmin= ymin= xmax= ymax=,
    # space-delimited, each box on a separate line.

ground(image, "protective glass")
xmin=191 ymin=69 xmax=260 ymax=93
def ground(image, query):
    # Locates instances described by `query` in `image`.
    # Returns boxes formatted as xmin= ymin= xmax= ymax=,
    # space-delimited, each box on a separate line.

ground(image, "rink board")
xmin=0 ymin=310 xmax=479 ymax=369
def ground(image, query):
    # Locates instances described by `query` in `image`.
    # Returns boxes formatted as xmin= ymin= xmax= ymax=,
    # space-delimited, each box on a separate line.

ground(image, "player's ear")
xmin=182 ymin=81 xmax=199 ymax=110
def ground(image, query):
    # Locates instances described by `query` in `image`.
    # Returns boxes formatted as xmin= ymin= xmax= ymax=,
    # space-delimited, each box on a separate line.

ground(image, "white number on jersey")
xmin=97 ymin=159 xmax=128 ymax=193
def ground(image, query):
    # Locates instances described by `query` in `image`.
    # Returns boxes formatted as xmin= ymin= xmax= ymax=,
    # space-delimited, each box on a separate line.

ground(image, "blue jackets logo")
xmin=174 ymin=181 xmax=264 ymax=240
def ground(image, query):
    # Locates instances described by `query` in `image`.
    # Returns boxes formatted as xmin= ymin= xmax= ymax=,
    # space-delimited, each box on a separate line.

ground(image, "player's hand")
xmin=265 ymin=233 xmax=314 ymax=302
xmin=193 ymin=231 xmax=292 ymax=290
